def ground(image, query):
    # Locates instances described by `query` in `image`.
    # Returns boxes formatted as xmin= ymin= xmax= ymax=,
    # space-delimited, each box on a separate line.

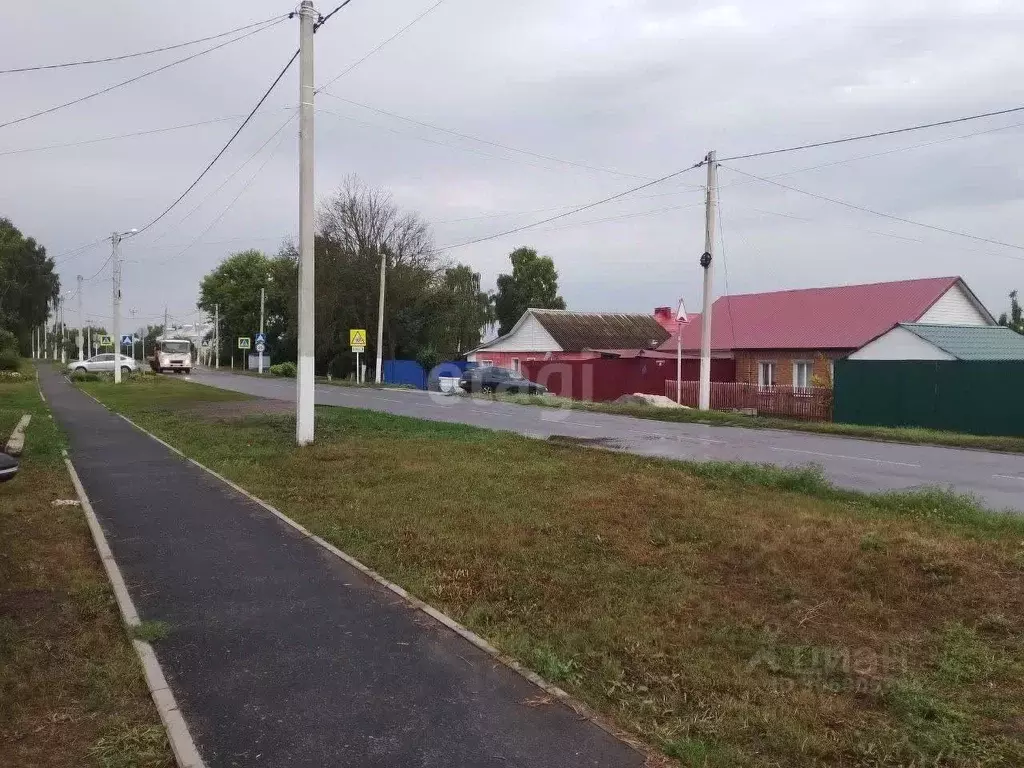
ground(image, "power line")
xmin=316 ymin=0 xmax=448 ymax=91
xmin=148 ymin=111 xmax=297 ymax=245
xmin=315 ymin=0 xmax=358 ymax=31
xmin=0 ymin=14 xmax=288 ymax=74
xmin=437 ymin=161 xmax=704 ymax=251
xmin=320 ymin=92 xmax=654 ymax=181
xmin=721 ymin=164 xmax=1024 ymax=258
xmin=719 ymin=104 xmax=1024 ymax=162
xmin=52 ymin=237 xmax=107 ymax=265
xmin=151 ymin=115 xmax=296 ymax=265
xmin=0 ymin=19 xmax=286 ymax=131
xmin=136 ymin=0 xmax=360 ymax=236
xmin=136 ymin=48 xmax=300 ymax=235
xmin=0 ymin=115 xmax=242 ymax=157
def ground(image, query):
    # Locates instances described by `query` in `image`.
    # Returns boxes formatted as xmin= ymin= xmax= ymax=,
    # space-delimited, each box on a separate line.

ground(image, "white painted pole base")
xmin=296 ymin=355 xmax=315 ymax=445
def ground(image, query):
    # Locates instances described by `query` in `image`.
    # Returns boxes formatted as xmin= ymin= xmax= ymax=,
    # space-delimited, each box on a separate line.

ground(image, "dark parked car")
xmin=459 ymin=366 xmax=548 ymax=395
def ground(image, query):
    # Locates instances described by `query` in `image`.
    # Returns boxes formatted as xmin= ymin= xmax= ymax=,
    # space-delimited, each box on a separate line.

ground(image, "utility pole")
xmin=164 ymin=305 xmax=168 ymax=335
xmin=88 ymin=326 xmax=92 ymax=358
xmin=32 ymin=325 xmax=36 ymax=359
xmin=111 ymin=233 xmax=123 ymax=383
xmin=214 ymin=304 xmax=220 ymax=369
xmin=375 ymin=248 xmax=386 ymax=384
xmin=77 ymin=275 xmax=84 ymax=361
xmin=258 ymin=286 xmax=266 ymax=374
xmin=698 ymin=150 xmax=717 ymax=412
xmin=60 ymin=298 xmax=67 ymax=364
xmin=295 ymin=0 xmax=316 ymax=445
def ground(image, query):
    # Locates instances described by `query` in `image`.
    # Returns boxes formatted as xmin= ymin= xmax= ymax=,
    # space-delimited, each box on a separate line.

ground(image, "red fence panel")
xmin=522 ymin=358 xmax=735 ymax=402
xmin=665 ymin=381 xmax=833 ymax=421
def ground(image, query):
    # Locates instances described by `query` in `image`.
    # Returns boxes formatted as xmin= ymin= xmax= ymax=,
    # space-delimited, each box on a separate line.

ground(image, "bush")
xmin=270 ymin=362 xmax=297 ymax=377
xmin=70 ymin=370 xmax=101 ymax=382
xmin=0 ymin=348 xmax=18 ymax=371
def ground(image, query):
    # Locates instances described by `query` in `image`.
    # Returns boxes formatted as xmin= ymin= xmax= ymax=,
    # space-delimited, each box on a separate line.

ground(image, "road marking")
xmin=993 ymin=474 xmax=1024 ymax=481
xmin=770 ymin=446 xmax=921 ymax=468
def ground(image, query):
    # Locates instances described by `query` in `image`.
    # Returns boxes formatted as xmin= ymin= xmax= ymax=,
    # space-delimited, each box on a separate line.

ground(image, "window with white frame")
xmin=479 ymin=359 xmax=493 ymax=367
xmin=758 ymin=361 xmax=776 ymax=388
xmin=793 ymin=361 xmax=812 ymax=391
xmin=511 ymin=357 xmax=520 ymax=373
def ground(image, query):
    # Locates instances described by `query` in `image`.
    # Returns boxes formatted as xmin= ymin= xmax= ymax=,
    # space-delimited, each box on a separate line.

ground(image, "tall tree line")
xmin=0 ymin=218 xmax=60 ymax=355
xmin=198 ymin=178 xmax=496 ymax=375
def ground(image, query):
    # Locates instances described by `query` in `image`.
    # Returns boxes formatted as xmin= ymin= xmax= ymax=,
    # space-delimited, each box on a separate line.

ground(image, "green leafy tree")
xmin=997 ymin=290 xmax=1023 ymax=334
xmin=428 ymin=265 xmax=494 ymax=358
xmin=494 ymin=247 xmax=565 ymax=336
xmin=197 ymin=249 xmax=294 ymax=365
xmin=0 ymin=218 xmax=60 ymax=353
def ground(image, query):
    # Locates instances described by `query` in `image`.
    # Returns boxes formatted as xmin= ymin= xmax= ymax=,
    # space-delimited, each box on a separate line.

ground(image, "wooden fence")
xmin=666 ymin=380 xmax=833 ymax=421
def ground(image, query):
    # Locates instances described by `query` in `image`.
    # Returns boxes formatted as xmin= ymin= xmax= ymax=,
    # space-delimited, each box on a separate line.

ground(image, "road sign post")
xmin=255 ymin=332 xmax=266 ymax=374
xmin=350 ymin=329 xmax=367 ymax=383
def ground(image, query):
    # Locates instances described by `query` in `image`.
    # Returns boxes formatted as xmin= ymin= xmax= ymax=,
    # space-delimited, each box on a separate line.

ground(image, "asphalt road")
xmin=42 ymin=367 xmax=645 ymax=768
xmin=186 ymin=369 xmax=1024 ymax=513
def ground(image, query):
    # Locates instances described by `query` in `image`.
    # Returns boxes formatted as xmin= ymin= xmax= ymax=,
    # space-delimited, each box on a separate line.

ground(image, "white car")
xmin=68 ymin=354 xmax=138 ymax=375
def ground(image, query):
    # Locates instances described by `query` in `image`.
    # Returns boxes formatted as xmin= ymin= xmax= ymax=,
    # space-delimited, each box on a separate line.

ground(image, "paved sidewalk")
xmin=40 ymin=367 xmax=644 ymax=768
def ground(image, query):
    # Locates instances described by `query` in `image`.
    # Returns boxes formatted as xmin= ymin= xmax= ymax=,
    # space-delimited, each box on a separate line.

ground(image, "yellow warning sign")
xmin=349 ymin=329 xmax=367 ymax=348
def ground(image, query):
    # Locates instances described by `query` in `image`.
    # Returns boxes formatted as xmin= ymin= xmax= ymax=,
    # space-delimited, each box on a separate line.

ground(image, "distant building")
xmin=659 ymin=276 xmax=994 ymax=387
xmin=849 ymin=323 xmax=1024 ymax=361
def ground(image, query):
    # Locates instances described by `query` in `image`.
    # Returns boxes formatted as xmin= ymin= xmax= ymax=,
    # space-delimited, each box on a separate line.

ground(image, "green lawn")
xmin=0 ymin=366 xmax=172 ymax=767
xmin=84 ymin=376 xmax=1024 ymax=768
xmin=488 ymin=392 xmax=1024 ymax=454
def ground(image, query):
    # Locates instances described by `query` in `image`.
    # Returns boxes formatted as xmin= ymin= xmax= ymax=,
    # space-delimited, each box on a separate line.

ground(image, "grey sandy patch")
xmin=548 ymin=435 xmax=621 ymax=448
xmin=186 ymin=399 xmax=295 ymax=422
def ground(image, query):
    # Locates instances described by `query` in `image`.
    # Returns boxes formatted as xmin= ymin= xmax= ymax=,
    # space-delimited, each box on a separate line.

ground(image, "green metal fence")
xmin=834 ymin=360 xmax=1024 ymax=436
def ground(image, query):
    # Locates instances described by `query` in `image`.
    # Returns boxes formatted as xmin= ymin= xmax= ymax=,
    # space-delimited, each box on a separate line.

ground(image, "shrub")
xmin=270 ymin=362 xmax=297 ymax=378
xmin=0 ymin=348 xmax=18 ymax=371
xmin=70 ymin=370 xmax=101 ymax=382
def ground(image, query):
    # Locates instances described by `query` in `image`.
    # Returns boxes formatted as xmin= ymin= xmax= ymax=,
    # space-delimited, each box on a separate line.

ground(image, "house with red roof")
xmin=659 ymin=276 xmax=995 ymax=388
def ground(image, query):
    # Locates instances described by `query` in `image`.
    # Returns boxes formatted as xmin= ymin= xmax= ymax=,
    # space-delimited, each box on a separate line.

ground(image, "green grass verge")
xmin=82 ymin=376 xmax=1024 ymax=767
xmin=0 ymin=364 xmax=172 ymax=767
xmin=486 ymin=392 xmax=1024 ymax=454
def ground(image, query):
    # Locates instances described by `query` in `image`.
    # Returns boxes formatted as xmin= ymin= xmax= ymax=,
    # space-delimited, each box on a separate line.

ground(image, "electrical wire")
xmin=721 ymin=164 xmax=1024 ymax=258
xmin=436 ymin=161 xmax=705 ymax=252
xmin=718 ymin=104 xmax=1024 ymax=162
xmin=320 ymin=93 xmax=655 ymax=181
xmin=0 ymin=18 xmax=287 ymax=131
xmin=151 ymin=115 xmax=296 ymax=265
xmin=0 ymin=14 xmax=289 ymax=74
xmin=135 ymin=49 xmax=299 ymax=235
xmin=148 ymin=110 xmax=297 ymax=244
xmin=136 ymin=0 xmax=360 ymax=235
xmin=315 ymin=0 xmax=358 ymax=31
xmin=316 ymin=0 xmax=447 ymax=90
xmin=0 ymin=115 xmax=244 ymax=157
xmin=52 ymin=237 xmax=107 ymax=265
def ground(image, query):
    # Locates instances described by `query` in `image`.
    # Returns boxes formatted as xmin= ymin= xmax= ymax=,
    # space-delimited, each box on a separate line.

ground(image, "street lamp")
xmin=111 ymin=228 xmax=138 ymax=384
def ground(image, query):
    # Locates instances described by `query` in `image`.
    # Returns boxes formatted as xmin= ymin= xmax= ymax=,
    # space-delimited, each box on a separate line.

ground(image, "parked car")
xmin=459 ymin=366 xmax=548 ymax=395
xmin=68 ymin=353 xmax=137 ymax=375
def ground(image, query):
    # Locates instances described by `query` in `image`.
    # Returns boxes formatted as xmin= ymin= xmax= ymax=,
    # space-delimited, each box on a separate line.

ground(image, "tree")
xmin=494 ymin=247 xmax=565 ymax=336
xmin=997 ymin=290 xmax=1023 ymax=334
xmin=309 ymin=176 xmax=440 ymax=375
xmin=428 ymin=265 xmax=494 ymax=358
xmin=197 ymin=249 xmax=294 ymax=366
xmin=0 ymin=218 xmax=60 ymax=354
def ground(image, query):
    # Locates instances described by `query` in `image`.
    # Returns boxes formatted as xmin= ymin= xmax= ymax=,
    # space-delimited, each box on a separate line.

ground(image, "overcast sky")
xmin=3 ymin=0 xmax=1023 ymax=331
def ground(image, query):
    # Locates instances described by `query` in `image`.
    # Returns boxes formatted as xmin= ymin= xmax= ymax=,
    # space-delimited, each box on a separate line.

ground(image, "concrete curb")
xmin=62 ymin=452 xmax=206 ymax=768
xmin=5 ymin=413 xmax=30 ymax=456
xmin=91 ymin=403 xmax=654 ymax=763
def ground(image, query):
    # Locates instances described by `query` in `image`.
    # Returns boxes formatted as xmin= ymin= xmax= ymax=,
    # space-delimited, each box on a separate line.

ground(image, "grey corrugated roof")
xmin=900 ymin=323 xmax=1024 ymax=360
xmin=532 ymin=309 xmax=670 ymax=352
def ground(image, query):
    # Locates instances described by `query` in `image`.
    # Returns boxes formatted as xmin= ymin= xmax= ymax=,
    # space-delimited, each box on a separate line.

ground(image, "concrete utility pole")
xmin=110 ymin=228 xmax=137 ymax=383
xmin=296 ymin=0 xmax=316 ymax=445
xmin=112 ymin=233 xmax=123 ymax=383
xmin=88 ymin=326 xmax=92 ymax=358
xmin=77 ymin=275 xmax=84 ymax=361
xmin=375 ymin=249 xmax=386 ymax=384
xmin=214 ymin=304 xmax=220 ymax=369
xmin=258 ymin=286 xmax=266 ymax=374
xmin=60 ymin=297 xmax=67 ymax=364
xmin=164 ymin=305 xmax=168 ymax=335
xmin=698 ymin=150 xmax=717 ymax=411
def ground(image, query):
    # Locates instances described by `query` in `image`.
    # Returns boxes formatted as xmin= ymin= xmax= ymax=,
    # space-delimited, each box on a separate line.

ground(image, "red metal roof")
xmin=659 ymin=277 xmax=963 ymax=352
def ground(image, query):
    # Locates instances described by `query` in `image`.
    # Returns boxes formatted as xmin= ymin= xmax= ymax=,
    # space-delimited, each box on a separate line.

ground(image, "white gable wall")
xmin=467 ymin=312 xmax=562 ymax=360
xmin=848 ymin=326 xmax=956 ymax=361
xmin=918 ymin=282 xmax=991 ymax=325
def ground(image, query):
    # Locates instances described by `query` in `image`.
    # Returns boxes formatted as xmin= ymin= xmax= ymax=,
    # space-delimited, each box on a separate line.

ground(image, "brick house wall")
xmin=733 ymin=349 xmax=849 ymax=387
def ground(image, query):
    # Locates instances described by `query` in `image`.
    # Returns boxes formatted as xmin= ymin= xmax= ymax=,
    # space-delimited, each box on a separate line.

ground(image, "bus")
xmin=150 ymin=338 xmax=193 ymax=374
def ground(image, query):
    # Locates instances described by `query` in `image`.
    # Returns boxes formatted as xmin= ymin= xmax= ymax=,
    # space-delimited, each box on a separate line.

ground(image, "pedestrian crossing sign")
xmin=100 ymin=335 xmax=112 ymax=346
xmin=238 ymin=337 xmax=251 ymax=350
xmin=349 ymin=329 xmax=367 ymax=348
